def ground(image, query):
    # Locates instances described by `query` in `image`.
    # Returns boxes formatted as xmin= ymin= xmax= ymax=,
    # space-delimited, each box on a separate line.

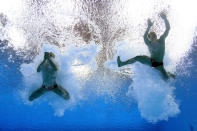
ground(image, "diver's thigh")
xmin=31 ymin=87 xmax=47 ymax=96
xmin=53 ymin=87 xmax=70 ymax=100
xmin=53 ymin=87 xmax=63 ymax=95
xmin=136 ymin=55 xmax=152 ymax=66
xmin=29 ymin=87 xmax=47 ymax=101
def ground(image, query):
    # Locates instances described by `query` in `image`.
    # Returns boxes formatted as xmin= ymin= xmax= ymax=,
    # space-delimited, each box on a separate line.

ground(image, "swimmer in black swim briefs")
xmin=117 ymin=12 xmax=175 ymax=80
xmin=29 ymin=52 xmax=70 ymax=101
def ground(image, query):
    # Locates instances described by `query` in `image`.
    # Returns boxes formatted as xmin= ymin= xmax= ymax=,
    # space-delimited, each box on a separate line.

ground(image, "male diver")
xmin=117 ymin=13 xmax=175 ymax=80
xmin=29 ymin=52 xmax=70 ymax=101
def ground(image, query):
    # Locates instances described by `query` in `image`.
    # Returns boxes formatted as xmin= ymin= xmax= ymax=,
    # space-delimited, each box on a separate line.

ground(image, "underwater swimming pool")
xmin=0 ymin=0 xmax=197 ymax=130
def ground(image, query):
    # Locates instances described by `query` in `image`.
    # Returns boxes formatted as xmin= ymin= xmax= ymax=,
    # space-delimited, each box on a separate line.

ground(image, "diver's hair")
xmin=148 ymin=32 xmax=157 ymax=39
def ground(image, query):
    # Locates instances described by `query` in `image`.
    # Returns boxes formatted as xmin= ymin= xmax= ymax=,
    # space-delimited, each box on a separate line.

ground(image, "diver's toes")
xmin=64 ymin=92 xmax=70 ymax=100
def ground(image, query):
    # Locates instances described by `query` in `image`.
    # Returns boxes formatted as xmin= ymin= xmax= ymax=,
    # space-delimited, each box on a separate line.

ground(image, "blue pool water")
xmin=0 ymin=40 xmax=197 ymax=131
xmin=0 ymin=0 xmax=197 ymax=130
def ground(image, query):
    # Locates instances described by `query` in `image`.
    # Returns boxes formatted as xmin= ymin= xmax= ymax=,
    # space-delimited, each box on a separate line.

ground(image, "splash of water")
xmin=128 ymin=64 xmax=180 ymax=122
xmin=105 ymin=41 xmax=180 ymax=122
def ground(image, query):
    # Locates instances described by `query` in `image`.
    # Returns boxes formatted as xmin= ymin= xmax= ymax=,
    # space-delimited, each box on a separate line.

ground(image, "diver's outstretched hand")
xmin=147 ymin=19 xmax=153 ymax=27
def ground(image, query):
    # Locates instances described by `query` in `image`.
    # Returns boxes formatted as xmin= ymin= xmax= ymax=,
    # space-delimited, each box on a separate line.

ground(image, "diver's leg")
xmin=29 ymin=86 xmax=47 ymax=101
xmin=53 ymin=86 xmax=70 ymax=100
xmin=155 ymin=66 xmax=170 ymax=81
xmin=117 ymin=55 xmax=152 ymax=67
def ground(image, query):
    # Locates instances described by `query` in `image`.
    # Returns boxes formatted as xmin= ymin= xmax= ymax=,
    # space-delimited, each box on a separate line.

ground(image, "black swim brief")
xmin=151 ymin=59 xmax=163 ymax=67
xmin=42 ymin=83 xmax=58 ymax=90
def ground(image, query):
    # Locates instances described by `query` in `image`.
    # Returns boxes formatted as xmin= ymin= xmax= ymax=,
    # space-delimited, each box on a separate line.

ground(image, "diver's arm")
xmin=37 ymin=60 xmax=46 ymax=72
xmin=48 ymin=58 xmax=58 ymax=71
xmin=144 ymin=19 xmax=152 ymax=45
xmin=160 ymin=14 xmax=170 ymax=40
xmin=37 ymin=65 xmax=41 ymax=72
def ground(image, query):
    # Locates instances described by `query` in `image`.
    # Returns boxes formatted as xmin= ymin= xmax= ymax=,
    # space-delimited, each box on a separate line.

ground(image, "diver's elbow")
xmin=166 ymin=25 xmax=170 ymax=32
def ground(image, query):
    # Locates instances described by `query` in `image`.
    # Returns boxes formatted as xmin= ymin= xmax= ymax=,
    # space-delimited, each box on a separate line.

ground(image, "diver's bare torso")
xmin=117 ymin=13 xmax=175 ymax=80
xmin=148 ymin=39 xmax=165 ymax=62
xmin=40 ymin=60 xmax=57 ymax=88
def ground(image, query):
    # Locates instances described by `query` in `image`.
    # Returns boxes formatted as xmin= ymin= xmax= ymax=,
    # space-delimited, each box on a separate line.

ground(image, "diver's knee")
xmin=134 ymin=56 xmax=143 ymax=61
xmin=135 ymin=55 xmax=147 ymax=59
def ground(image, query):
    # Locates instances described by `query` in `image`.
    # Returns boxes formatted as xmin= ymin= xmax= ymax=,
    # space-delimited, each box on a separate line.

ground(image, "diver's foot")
xmin=117 ymin=56 xmax=122 ymax=67
xmin=62 ymin=89 xmax=70 ymax=100
xmin=170 ymin=74 xmax=176 ymax=79
xmin=64 ymin=92 xmax=70 ymax=100
xmin=168 ymin=72 xmax=176 ymax=79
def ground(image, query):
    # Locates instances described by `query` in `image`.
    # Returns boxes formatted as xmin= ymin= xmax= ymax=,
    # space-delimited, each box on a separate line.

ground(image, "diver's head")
xmin=44 ymin=52 xmax=55 ymax=59
xmin=148 ymin=32 xmax=157 ymax=42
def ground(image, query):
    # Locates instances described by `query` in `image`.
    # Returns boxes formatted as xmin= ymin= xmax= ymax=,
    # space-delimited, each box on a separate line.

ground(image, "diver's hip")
xmin=150 ymin=58 xmax=163 ymax=67
xmin=42 ymin=81 xmax=58 ymax=90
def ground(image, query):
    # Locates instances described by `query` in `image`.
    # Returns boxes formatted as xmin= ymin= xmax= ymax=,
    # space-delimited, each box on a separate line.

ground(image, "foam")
xmin=128 ymin=63 xmax=180 ymax=122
